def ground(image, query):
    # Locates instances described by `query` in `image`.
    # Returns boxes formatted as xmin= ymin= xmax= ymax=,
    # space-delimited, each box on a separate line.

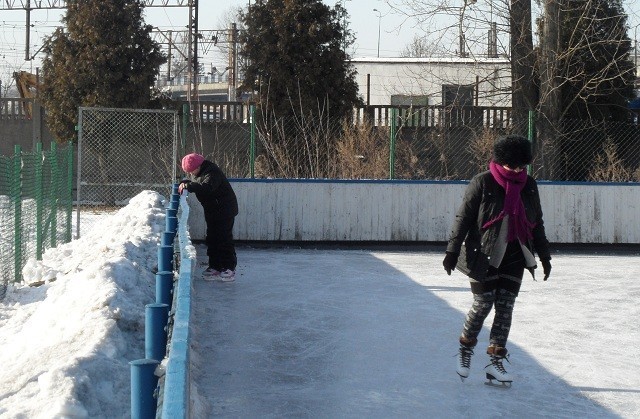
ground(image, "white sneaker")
xmin=219 ymin=269 xmax=236 ymax=282
xmin=203 ymin=268 xmax=220 ymax=280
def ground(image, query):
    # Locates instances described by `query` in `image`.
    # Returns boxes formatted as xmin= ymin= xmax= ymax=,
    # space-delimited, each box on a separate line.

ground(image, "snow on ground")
xmin=1 ymin=189 xmax=639 ymax=418
xmin=0 ymin=191 xmax=165 ymax=418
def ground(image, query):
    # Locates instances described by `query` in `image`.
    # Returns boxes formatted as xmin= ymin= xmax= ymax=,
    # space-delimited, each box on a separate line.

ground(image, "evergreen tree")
xmin=239 ymin=0 xmax=361 ymax=119
xmin=556 ymin=0 xmax=634 ymax=121
xmin=40 ymin=0 xmax=166 ymax=142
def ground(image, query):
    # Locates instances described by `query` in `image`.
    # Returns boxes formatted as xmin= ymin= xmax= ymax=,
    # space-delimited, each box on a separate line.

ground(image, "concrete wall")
xmin=186 ymin=179 xmax=640 ymax=244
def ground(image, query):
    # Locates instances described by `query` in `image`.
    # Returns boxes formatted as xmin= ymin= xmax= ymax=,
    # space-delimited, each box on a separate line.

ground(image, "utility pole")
xmin=167 ymin=31 xmax=173 ymax=83
xmin=187 ymin=0 xmax=199 ymax=100
xmin=25 ymin=0 xmax=32 ymax=60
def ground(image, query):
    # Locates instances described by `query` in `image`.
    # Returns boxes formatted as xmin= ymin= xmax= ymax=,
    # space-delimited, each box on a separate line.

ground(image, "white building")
xmin=351 ymin=57 xmax=512 ymax=108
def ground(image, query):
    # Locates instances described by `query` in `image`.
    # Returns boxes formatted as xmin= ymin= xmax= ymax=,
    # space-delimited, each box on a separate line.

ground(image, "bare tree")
xmin=383 ymin=0 xmax=535 ymax=130
xmin=400 ymin=34 xmax=433 ymax=57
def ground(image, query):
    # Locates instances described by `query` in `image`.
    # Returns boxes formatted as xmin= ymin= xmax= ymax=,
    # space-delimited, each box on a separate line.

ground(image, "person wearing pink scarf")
xmin=442 ymin=135 xmax=551 ymax=387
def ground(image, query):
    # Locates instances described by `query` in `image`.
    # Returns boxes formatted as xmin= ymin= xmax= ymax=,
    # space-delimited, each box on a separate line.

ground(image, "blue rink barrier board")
xmin=160 ymin=193 xmax=194 ymax=418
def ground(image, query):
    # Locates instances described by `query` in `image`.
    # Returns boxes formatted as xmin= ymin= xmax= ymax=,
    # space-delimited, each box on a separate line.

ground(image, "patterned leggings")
xmin=461 ymin=287 xmax=517 ymax=348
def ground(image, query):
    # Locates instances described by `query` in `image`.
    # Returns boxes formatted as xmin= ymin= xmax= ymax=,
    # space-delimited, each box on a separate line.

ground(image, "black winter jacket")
xmin=186 ymin=160 xmax=238 ymax=220
xmin=446 ymin=170 xmax=550 ymax=280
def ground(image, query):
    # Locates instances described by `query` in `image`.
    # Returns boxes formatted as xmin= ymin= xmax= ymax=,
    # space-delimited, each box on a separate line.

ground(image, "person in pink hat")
xmin=179 ymin=153 xmax=238 ymax=281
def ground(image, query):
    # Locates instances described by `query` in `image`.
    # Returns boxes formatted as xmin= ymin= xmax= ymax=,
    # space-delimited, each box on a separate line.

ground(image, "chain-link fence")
xmin=183 ymin=103 xmax=640 ymax=182
xmin=177 ymin=101 xmax=253 ymax=178
xmin=0 ymin=143 xmax=74 ymax=299
xmin=76 ymin=107 xmax=178 ymax=237
xmin=536 ymin=118 xmax=640 ymax=182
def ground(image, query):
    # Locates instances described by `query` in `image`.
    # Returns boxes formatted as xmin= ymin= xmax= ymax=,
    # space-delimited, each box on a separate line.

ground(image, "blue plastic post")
xmin=170 ymin=193 xmax=180 ymax=206
xmin=145 ymin=303 xmax=169 ymax=361
xmin=158 ymin=245 xmax=173 ymax=272
xmin=161 ymin=231 xmax=175 ymax=246
xmin=172 ymin=183 xmax=179 ymax=195
xmin=166 ymin=216 xmax=178 ymax=234
xmin=166 ymin=207 xmax=178 ymax=218
xmin=156 ymin=271 xmax=174 ymax=306
xmin=130 ymin=358 xmax=160 ymax=419
xmin=168 ymin=200 xmax=179 ymax=211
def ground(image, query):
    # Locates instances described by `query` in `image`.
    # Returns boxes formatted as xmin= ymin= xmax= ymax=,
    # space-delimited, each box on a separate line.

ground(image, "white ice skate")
xmin=456 ymin=345 xmax=474 ymax=381
xmin=484 ymin=355 xmax=512 ymax=388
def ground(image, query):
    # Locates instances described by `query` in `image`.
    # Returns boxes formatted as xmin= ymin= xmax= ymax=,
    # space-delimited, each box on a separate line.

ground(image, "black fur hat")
xmin=493 ymin=135 xmax=532 ymax=167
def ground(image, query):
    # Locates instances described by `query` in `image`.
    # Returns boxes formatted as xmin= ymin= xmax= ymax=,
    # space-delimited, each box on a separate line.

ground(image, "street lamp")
xmin=373 ymin=9 xmax=382 ymax=58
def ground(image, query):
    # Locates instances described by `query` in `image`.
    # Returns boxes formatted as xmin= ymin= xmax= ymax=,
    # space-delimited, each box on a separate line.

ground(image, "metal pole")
xmin=250 ymin=104 xmax=256 ymax=178
xmin=373 ymin=9 xmax=382 ymax=58
xmin=75 ymin=109 xmax=84 ymax=239
xmin=35 ymin=142 xmax=43 ymax=260
xmin=66 ymin=142 xmax=73 ymax=243
xmin=181 ymin=103 xmax=188 ymax=149
xmin=24 ymin=0 xmax=31 ymax=60
xmin=130 ymin=359 xmax=160 ymax=419
xmin=390 ymin=108 xmax=397 ymax=179
xmin=158 ymin=245 xmax=174 ymax=273
xmin=13 ymin=145 xmax=22 ymax=283
xmin=156 ymin=271 xmax=174 ymax=307
xmin=166 ymin=213 xmax=178 ymax=234
xmin=50 ymin=142 xmax=58 ymax=248
xmin=145 ymin=303 xmax=170 ymax=361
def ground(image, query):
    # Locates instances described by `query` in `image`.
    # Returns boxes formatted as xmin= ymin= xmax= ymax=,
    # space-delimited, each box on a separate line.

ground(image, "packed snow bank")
xmin=0 ymin=191 xmax=166 ymax=418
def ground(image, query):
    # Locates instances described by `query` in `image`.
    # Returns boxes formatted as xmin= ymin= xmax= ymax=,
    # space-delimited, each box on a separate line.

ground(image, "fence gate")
xmin=77 ymin=107 xmax=178 ymax=238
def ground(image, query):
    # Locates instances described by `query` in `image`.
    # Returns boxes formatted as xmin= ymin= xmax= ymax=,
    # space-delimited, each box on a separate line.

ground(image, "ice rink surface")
xmin=191 ymin=244 xmax=640 ymax=418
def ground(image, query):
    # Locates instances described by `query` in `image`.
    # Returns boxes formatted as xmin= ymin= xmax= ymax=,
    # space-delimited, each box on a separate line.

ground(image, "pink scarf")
xmin=482 ymin=161 xmax=536 ymax=242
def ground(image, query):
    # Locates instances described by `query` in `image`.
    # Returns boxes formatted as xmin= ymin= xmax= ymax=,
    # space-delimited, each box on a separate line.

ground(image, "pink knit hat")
xmin=181 ymin=153 xmax=205 ymax=172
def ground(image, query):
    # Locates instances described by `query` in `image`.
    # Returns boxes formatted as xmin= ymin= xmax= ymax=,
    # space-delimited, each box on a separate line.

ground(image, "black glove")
xmin=443 ymin=252 xmax=459 ymax=275
xmin=178 ymin=180 xmax=191 ymax=195
xmin=541 ymin=259 xmax=552 ymax=281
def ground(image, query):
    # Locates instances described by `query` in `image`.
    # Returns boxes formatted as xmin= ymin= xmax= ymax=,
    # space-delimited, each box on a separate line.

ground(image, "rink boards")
xmin=186 ymin=179 xmax=640 ymax=244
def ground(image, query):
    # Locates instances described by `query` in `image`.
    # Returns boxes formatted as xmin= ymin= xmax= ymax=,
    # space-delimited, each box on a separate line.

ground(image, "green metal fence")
xmin=0 ymin=142 xmax=74 ymax=299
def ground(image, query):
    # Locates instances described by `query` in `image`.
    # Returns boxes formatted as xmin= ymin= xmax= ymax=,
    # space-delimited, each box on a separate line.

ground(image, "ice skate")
xmin=484 ymin=346 xmax=512 ymax=388
xmin=456 ymin=336 xmax=477 ymax=381
xmin=456 ymin=336 xmax=478 ymax=381
xmin=456 ymin=346 xmax=474 ymax=381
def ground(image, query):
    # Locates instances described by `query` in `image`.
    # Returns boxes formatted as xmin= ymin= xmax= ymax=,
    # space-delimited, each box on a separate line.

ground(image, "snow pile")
xmin=0 ymin=190 xmax=166 ymax=418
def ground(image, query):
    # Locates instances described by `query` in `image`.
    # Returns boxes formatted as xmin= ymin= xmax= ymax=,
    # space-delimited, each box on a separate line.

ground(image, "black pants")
xmin=205 ymin=214 xmax=237 ymax=271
